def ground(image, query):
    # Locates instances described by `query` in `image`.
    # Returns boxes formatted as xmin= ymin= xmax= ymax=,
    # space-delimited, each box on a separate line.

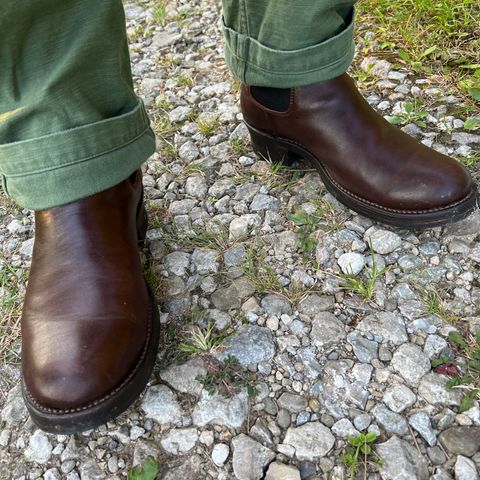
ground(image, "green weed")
xmin=197 ymin=117 xmax=220 ymax=137
xmin=342 ymin=432 xmax=382 ymax=480
xmin=447 ymin=331 xmax=480 ymax=411
xmin=388 ymin=100 xmax=429 ymax=128
xmin=153 ymin=1 xmax=167 ymax=26
xmin=340 ymin=244 xmax=389 ymax=300
xmin=423 ymin=288 xmax=460 ymax=323
xmin=128 ymin=457 xmax=159 ymax=480
xmin=178 ymin=320 xmax=233 ymax=355
xmin=356 ymin=0 xmax=479 ymax=101
xmin=243 ymin=239 xmax=282 ymax=293
xmin=196 ymin=355 xmax=258 ymax=398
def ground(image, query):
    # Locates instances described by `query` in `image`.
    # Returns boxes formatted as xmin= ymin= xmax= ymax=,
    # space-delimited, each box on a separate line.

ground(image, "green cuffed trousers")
xmin=0 ymin=0 xmax=356 ymax=210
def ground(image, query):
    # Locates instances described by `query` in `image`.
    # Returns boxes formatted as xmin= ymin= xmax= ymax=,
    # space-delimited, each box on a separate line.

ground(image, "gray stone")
xmin=377 ymin=436 xmax=429 ymax=480
xmin=163 ymin=251 xmax=190 ymax=276
xmin=191 ymin=248 xmax=219 ymax=274
xmin=79 ymin=460 xmax=106 ymax=480
xmin=452 ymin=132 xmax=480 ymax=145
xmin=283 ymin=422 xmax=335 ymax=461
xmin=439 ymin=427 xmax=480 ymax=457
xmin=433 ymin=470 xmax=454 ymax=480
xmin=192 ymin=389 xmax=248 ymax=428
xmin=427 ymin=446 xmax=447 ymax=465
xmin=295 ymin=411 xmax=310 ymax=426
xmin=132 ymin=440 xmax=162 ymax=468
xmin=311 ymin=312 xmax=346 ymax=349
xmin=163 ymin=454 xmax=206 ymax=480
xmin=455 ymin=456 xmax=478 ymax=480
xmin=0 ymin=385 xmax=27 ymax=426
xmin=250 ymin=194 xmax=280 ymax=212
xmin=371 ymin=404 xmax=408 ymax=435
xmin=152 ymin=31 xmax=182 ymax=49
xmin=338 ymin=252 xmax=365 ymax=275
xmin=265 ymin=462 xmax=301 ymax=480
xmin=232 ymin=434 xmax=275 ymax=480
xmin=210 ymin=277 xmax=256 ymax=310
xmin=234 ymin=183 xmax=261 ymax=202
xmin=297 ymin=294 xmax=334 ymax=315
xmin=398 ymin=253 xmax=424 ymax=271
xmin=391 ymin=343 xmax=431 ymax=386
xmin=212 ymin=443 xmax=230 ymax=466
xmin=278 ymin=393 xmax=308 ymax=413
xmin=218 ymin=325 xmax=275 ymax=366
xmin=357 ymin=312 xmax=408 ymax=345
xmin=140 ymin=385 xmax=183 ymax=425
xmin=250 ymin=418 xmax=274 ymax=445
xmin=316 ymin=360 xmax=369 ymax=417
xmin=179 ymin=141 xmax=200 ymax=161
xmin=361 ymin=57 xmax=392 ymax=79
xmin=353 ymin=414 xmax=372 ymax=431
xmin=160 ymin=357 xmax=206 ymax=395
xmin=424 ymin=335 xmax=449 ymax=359
xmin=169 ymin=105 xmax=193 ymax=122
xmin=224 ymin=246 xmax=247 ymax=267
xmin=365 ymin=228 xmax=402 ymax=254
xmin=185 ymin=175 xmax=208 ymax=199
xmin=19 ymin=238 xmax=34 ymax=257
xmin=24 ymin=430 xmax=53 ymax=464
xmin=43 ymin=468 xmax=61 ymax=480
xmin=347 ymin=331 xmax=378 ymax=363
xmin=169 ymin=199 xmax=196 ymax=215
xmin=261 ymin=294 xmax=292 ymax=316
xmin=383 ymin=384 xmax=416 ymax=413
xmin=418 ymin=373 xmax=463 ymax=406
xmin=331 ymin=418 xmax=359 ymax=438
xmin=229 ymin=217 xmax=249 ymax=240
xmin=61 ymin=436 xmax=86 ymax=462
xmin=277 ymin=409 xmax=291 ymax=429
xmin=209 ymin=178 xmax=235 ymax=198
xmin=409 ymin=411 xmax=437 ymax=446
xmin=160 ymin=428 xmax=198 ymax=454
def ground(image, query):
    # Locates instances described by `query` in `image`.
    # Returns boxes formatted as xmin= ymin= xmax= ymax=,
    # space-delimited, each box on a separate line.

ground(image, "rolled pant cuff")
xmin=222 ymin=14 xmax=355 ymax=88
xmin=0 ymin=100 xmax=155 ymax=210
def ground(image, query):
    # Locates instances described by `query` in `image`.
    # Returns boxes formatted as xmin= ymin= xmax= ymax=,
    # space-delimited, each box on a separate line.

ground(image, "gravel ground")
xmin=1 ymin=1 xmax=480 ymax=479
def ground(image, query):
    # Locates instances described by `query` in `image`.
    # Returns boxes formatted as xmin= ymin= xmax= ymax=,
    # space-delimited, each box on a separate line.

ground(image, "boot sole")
xmin=247 ymin=124 xmax=478 ymax=229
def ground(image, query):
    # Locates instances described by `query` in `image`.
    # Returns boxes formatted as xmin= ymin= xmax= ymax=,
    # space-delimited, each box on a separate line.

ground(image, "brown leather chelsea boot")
xmin=21 ymin=170 xmax=160 ymax=433
xmin=241 ymin=74 xmax=478 ymax=228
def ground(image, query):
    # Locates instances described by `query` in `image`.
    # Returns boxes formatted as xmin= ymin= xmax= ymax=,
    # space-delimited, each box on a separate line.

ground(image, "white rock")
xmin=383 ymin=384 xmax=417 ymax=413
xmin=229 ymin=217 xmax=249 ymax=241
xmin=160 ymin=357 xmax=206 ymax=395
xmin=455 ymin=455 xmax=478 ymax=480
xmin=332 ymin=418 xmax=359 ymax=438
xmin=365 ymin=228 xmax=402 ymax=254
xmin=377 ymin=436 xmax=429 ymax=479
xmin=232 ymin=434 xmax=275 ymax=480
xmin=25 ymin=430 xmax=53 ymax=464
xmin=265 ymin=462 xmax=301 ymax=480
xmin=160 ymin=428 xmax=198 ymax=454
xmin=140 ymin=385 xmax=183 ymax=425
xmin=192 ymin=390 xmax=248 ymax=428
xmin=283 ymin=422 xmax=335 ymax=461
xmin=337 ymin=252 xmax=365 ymax=275
xmin=391 ymin=343 xmax=431 ymax=386
xmin=310 ymin=312 xmax=346 ymax=349
xmin=211 ymin=443 xmax=230 ymax=466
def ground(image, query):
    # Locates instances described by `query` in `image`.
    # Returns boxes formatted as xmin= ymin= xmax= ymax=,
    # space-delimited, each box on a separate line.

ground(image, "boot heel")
xmin=248 ymin=127 xmax=295 ymax=165
xmin=136 ymin=203 xmax=148 ymax=244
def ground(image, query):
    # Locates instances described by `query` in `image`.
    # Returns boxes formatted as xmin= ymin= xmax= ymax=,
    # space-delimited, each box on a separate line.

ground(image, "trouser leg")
xmin=221 ymin=0 xmax=357 ymax=87
xmin=0 ymin=0 xmax=155 ymax=210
